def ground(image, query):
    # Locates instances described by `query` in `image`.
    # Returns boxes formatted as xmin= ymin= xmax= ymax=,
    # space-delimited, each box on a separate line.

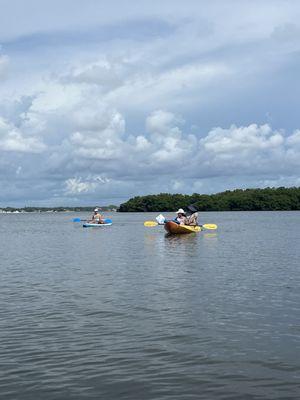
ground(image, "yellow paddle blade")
xmin=144 ymin=221 xmax=158 ymax=227
xmin=202 ymin=224 xmax=217 ymax=230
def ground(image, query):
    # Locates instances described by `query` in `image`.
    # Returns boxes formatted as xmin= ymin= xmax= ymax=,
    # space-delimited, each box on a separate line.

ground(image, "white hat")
xmin=94 ymin=208 xmax=99 ymax=212
xmin=176 ymin=208 xmax=186 ymax=214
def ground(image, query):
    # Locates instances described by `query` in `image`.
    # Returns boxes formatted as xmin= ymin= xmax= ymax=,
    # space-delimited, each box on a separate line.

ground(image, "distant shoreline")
xmin=0 ymin=207 xmax=118 ymax=213
xmin=2 ymin=187 xmax=300 ymax=213
xmin=1 ymin=209 xmax=299 ymax=214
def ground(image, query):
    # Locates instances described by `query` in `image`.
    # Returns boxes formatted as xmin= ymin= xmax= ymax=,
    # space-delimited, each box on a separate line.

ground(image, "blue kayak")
xmin=83 ymin=218 xmax=112 ymax=227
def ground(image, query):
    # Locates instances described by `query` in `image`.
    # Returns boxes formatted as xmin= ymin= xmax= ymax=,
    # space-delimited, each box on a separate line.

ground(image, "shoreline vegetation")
xmin=1 ymin=187 xmax=300 ymax=214
xmin=0 ymin=206 xmax=117 ymax=214
xmin=118 ymin=187 xmax=300 ymax=212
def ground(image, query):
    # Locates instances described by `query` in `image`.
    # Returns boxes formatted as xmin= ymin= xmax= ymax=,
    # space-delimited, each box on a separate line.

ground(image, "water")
xmin=0 ymin=211 xmax=299 ymax=399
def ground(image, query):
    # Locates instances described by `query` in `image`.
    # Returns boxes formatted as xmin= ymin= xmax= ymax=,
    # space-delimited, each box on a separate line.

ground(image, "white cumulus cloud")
xmin=0 ymin=116 xmax=46 ymax=153
xmin=0 ymin=55 xmax=9 ymax=79
xmin=65 ymin=178 xmax=97 ymax=195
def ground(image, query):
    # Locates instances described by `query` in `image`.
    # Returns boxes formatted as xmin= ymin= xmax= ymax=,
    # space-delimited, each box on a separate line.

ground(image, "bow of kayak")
xmin=164 ymin=221 xmax=201 ymax=234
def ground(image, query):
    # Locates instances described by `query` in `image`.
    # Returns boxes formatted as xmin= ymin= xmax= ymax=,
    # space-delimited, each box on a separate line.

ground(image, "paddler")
xmin=174 ymin=209 xmax=188 ymax=225
xmin=90 ymin=208 xmax=105 ymax=224
xmin=175 ymin=208 xmax=198 ymax=226
xmin=186 ymin=205 xmax=199 ymax=226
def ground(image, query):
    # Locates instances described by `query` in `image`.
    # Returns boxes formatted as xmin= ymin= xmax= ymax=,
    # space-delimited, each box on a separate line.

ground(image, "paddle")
xmin=200 ymin=224 xmax=218 ymax=230
xmin=143 ymin=220 xmax=217 ymax=230
xmin=186 ymin=204 xmax=198 ymax=214
xmin=144 ymin=221 xmax=159 ymax=227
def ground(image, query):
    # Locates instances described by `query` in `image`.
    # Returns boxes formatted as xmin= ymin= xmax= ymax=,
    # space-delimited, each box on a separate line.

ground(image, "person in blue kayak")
xmin=89 ymin=208 xmax=105 ymax=224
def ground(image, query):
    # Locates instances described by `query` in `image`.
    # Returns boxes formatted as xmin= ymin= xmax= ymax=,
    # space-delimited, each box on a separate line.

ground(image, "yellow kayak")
xmin=164 ymin=221 xmax=201 ymax=234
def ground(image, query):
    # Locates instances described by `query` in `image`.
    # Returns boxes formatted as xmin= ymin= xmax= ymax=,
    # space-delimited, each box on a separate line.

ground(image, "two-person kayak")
xmin=164 ymin=221 xmax=201 ymax=234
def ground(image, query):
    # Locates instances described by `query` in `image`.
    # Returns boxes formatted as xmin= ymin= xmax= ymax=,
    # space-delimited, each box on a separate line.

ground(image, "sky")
xmin=0 ymin=0 xmax=300 ymax=206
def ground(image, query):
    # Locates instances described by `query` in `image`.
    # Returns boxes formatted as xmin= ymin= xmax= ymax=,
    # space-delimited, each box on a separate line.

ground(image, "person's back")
xmin=186 ymin=212 xmax=198 ymax=226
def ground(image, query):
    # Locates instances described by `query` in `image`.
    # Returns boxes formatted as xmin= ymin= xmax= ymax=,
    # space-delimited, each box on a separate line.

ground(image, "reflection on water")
xmin=144 ymin=229 xmax=200 ymax=257
xmin=164 ymin=232 xmax=198 ymax=241
xmin=203 ymin=233 xmax=218 ymax=239
xmin=164 ymin=232 xmax=198 ymax=254
xmin=202 ymin=233 xmax=218 ymax=242
xmin=143 ymin=232 xmax=157 ymax=242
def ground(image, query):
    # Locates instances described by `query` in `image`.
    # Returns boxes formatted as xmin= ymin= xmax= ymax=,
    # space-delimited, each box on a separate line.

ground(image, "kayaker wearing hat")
xmin=175 ymin=208 xmax=188 ymax=225
xmin=89 ymin=208 xmax=105 ymax=224
xmin=175 ymin=207 xmax=199 ymax=226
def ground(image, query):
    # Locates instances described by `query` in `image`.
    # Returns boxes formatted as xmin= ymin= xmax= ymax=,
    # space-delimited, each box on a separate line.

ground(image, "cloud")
xmin=287 ymin=129 xmax=300 ymax=146
xmin=63 ymin=60 xmax=123 ymax=90
xmin=146 ymin=110 xmax=183 ymax=138
xmin=104 ymin=61 xmax=231 ymax=114
xmin=202 ymin=124 xmax=284 ymax=153
xmin=199 ymin=124 xmax=288 ymax=176
xmin=65 ymin=174 xmax=111 ymax=195
xmin=0 ymin=116 xmax=46 ymax=153
xmin=0 ymin=55 xmax=9 ymax=79
xmin=1 ymin=70 xmax=300 ymax=204
xmin=65 ymin=178 xmax=97 ymax=194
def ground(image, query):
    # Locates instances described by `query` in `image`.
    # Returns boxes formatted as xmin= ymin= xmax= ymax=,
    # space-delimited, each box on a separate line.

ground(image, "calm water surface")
xmin=0 ymin=211 xmax=299 ymax=399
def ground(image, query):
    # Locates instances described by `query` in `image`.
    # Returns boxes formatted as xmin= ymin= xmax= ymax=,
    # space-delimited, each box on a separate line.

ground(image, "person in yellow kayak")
xmin=89 ymin=208 xmax=105 ymax=224
xmin=175 ymin=209 xmax=188 ymax=225
xmin=175 ymin=208 xmax=198 ymax=226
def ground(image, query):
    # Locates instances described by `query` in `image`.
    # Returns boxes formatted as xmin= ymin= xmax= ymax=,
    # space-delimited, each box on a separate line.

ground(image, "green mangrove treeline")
xmin=118 ymin=187 xmax=300 ymax=212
